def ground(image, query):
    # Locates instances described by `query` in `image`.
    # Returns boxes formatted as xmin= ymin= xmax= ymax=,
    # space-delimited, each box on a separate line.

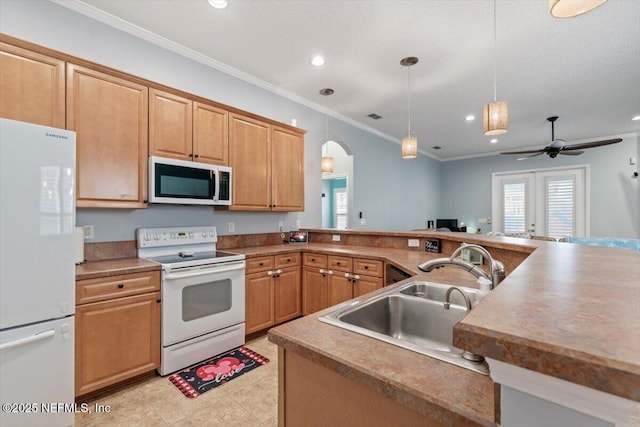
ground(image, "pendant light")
xmin=549 ymin=0 xmax=607 ymax=18
xmin=319 ymin=88 xmax=334 ymax=174
xmin=483 ymin=0 xmax=508 ymax=136
xmin=400 ymin=57 xmax=418 ymax=159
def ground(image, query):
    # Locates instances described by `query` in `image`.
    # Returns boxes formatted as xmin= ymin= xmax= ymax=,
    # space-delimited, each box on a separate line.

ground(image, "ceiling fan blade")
xmin=562 ymin=138 xmax=623 ymax=151
xmin=517 ymin=152 xmax=544 ymax=161
xmin=558 ymin=150 xmax=584 ymax=156
xmin=501 ymin=149 xmax=545 ymax=155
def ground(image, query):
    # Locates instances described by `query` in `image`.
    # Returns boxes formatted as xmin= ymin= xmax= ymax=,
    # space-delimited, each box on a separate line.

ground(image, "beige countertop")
xmin=75 ymin=257 xmax=160 ymax=280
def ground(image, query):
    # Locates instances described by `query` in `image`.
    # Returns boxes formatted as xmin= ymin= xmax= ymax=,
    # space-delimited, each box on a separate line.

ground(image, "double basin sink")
xmin=318 ymin=280 xmax=490 ymax=375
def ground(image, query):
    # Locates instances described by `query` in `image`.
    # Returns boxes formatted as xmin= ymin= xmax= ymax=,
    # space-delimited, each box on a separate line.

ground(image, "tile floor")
xmin=75 ymin=334 xmax=278 ymax=427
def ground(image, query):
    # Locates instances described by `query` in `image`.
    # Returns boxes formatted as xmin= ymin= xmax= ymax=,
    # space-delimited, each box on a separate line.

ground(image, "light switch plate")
xmin=332 ymin=235 xmax=341 ymax=242
xmin=408 ymin=239 xmax=420 ymax=247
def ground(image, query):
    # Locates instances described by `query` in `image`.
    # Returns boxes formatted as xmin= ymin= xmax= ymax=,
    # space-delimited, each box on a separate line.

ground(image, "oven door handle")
xmin=163 ymin=262 xmax=245 ymax=280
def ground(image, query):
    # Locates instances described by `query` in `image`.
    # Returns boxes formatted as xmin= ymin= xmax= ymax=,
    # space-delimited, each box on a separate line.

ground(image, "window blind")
xmin=546 ymin=177 xmax=575 ymax=238
xmin=503 ymin=182 xmax=526 ymax=234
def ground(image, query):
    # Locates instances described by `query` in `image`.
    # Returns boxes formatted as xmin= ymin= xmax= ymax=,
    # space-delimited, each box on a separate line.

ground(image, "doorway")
xmin=321 ymin=141 xmax=353 ymax=229
xmin=491 ymin=165 xmax=589 ymax=238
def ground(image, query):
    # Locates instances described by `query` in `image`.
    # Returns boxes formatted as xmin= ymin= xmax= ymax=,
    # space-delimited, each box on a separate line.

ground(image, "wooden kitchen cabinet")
xmin=0 ymin=42 xmax=65 ymax=128
xmin=149 ymin=90 xmax=229 ymax=165
xmin=246 ymin=253 xmax=301 ymax=334
xmin=303 ymin=253 xmax=383 ymax=314
xmin=75 ymin=270 xmax=160 ymax=397
xmin=67 ymin=63 xmax=148 ymax=208
xmin=227 ymin=113 xmax=304 ymax=211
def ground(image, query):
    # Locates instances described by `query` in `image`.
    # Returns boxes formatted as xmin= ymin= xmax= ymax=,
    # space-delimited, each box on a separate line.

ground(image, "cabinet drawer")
xmin=76 ymin=271 xmax=160 ymax=305
xmin=328 ymin=255 xmax=352 ymax=272
xmin=246 ymin=256 xmax=275 ymax=274
xmin=353 ymin=259 xmax=383 ymax=278
xmin=303 ymin=253 xmax=327 ymax=269
xmin=275 ymin=252 xmax=301 ymax=269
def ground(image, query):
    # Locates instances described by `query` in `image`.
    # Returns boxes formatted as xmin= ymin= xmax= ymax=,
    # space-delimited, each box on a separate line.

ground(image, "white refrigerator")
xmin=0 ymin=118 xmax=76 ymax=427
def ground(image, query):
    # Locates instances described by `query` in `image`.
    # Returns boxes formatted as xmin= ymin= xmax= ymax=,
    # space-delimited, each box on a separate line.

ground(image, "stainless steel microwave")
xmin=149 ymin=156 xmax=232 ymax=206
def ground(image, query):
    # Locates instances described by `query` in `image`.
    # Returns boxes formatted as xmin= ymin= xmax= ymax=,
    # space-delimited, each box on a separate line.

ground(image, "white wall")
xmin=439 ymin=135 xmax=639 ymax=238
xmin=0 ymin=0 xmax=440 ymax=242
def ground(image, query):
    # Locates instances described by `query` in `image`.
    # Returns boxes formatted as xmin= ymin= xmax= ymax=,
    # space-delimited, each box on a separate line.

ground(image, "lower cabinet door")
xmin=246 ymin=272 xmax=275 ymax=334
xmin=302 ymin=267 xmax=327 ymax=315
xmin=75 ymin=292 xmax=160 ymax=397
xmin=327 ymin=274 xmax=353 ymax=307
xmin=275 ymin=266 xmax=302 ymax=324
xmin=354 ymin=275 xmax=383 ymax=298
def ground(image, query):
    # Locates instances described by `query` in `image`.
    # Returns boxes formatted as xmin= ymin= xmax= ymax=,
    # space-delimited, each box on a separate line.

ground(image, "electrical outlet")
xmin=332 ymin=234 xmax=341 ymax=242
xmin=83 ymin=225 xmax=94 ymax=239
xmin=295 ymin=219 xmax=301 ymax=230
xmin=228 ymin=222 xmax=235 ymax=233
xmin=278 ymin=221 xmax=284 ymax=232
xmin=360 ymin=219 xmax=366 ymax=225
xmin=478 ymin=218 xmax=488 ymax=224
xmin=408 ymin=239 xmax=420 ymax=247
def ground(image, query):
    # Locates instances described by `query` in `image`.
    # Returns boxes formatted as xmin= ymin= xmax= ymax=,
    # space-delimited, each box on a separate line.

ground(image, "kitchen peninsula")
xmin=262 ymin=229 xmax=639 ymax=426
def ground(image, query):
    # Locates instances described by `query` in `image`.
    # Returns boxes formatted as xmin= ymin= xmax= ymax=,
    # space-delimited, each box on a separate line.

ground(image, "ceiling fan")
xmin=501 ymin=116 xmax=622 ymax=160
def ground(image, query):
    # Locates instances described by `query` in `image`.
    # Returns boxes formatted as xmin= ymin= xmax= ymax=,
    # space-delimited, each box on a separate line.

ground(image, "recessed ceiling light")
xmin=208 ymin=0 xmax=228 ymax=9
xmin=465 ymin=115 xmax=475 ymax=121
xmin=632 ymin=115 xmax=640 ymax=121
xmin=490 ymin=138 xmax=498 ymax=144
xmin=310 ymin=55 xmax=325 ymax=67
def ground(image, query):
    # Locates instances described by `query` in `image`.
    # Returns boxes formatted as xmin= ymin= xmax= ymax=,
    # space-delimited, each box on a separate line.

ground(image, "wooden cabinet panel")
xmin=75 ymin=292 xmax=160 ymax=397
xmin=353 ymin=258 xmax=384 ymax=278
xmin=275 ymin=266 xmax=302 ymax=324
xmin=76 ymin=271 xmax=160 ymax=305
xmin=193 ymin=101 xmax=228 ymax=165
xmin=271 ymin=126 xmax=304 ymax=211
xmin=0 ymin=42 xmax=65 ymax=128
xmin=246 ymin=272 xmax=275 ymax=334
xmin=149 ymin=88 xmax=193 ymax=161
xmin=302 ymin=266 xmax=327 ymax=315
xmin=327 ymin=273 xmax=353 ymax=307
xmin=67 ymin=63 xmax=148 ymax=208
xmin=328 ymin=255 xmax=352 ymax=272
xmin=246 ymin=256 xmax=275 ymax=274
xmin=275 ymin=253 xmax=301 ymax=269
xmin=303 ymin=253 xmax=327 ymax=269
xmin=354 ymin=275 xmax=383 ymax=298
xmin=229 ymin=113 xmax=271 ymax=210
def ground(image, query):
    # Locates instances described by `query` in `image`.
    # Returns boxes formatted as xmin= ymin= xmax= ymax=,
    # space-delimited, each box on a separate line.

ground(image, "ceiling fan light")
xmin=549 ymin=0 xmax=607 ymax=18
xmin=401 ymin=136 xmax=418 ymax=159
xmin=483 ymin=101 xmax=508 ymax=135
xmin=321 ymin=156 xmax=334 ymax=173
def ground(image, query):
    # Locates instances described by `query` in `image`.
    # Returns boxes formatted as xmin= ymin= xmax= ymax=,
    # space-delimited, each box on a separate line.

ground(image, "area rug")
xmin=168 ymin=346 xmax=269 ymax=398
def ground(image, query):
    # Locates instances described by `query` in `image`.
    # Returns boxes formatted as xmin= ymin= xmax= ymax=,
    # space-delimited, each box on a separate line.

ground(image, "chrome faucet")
xmin=418 ymin=243 xmax=505 ymax=290
xmin=443 ymin=286 xmax=484 ymax=363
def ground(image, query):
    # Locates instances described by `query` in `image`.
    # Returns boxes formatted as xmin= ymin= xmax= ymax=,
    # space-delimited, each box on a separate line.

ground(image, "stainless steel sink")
xmin=318 ymin=280 xmax=490 ymax=375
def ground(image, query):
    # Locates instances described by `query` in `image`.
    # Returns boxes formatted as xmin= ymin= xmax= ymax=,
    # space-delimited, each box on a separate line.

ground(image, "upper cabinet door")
xmin=67 ymin=63 xmax=148 ymax=208
xmin=193 ymin=102 xmax=228 ymax=165
xmin=0 ymin=42 xmax=65 ymax=128
xmin=272 ymin=126 xmax=305 ymax=212
xmin=228 ymin=113 xmax=271 ymax=210
xmin=149 ymin=89 xmax=193 ymax=161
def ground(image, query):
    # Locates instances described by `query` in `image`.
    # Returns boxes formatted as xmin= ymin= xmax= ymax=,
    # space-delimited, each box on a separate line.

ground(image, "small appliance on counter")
xmin=289 ymin=230 xmax=308 ymax=243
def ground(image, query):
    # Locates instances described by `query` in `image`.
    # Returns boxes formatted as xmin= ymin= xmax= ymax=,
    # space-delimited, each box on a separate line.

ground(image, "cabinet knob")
xmin=364 ymin=266 xmax=369 ymax=270
xmin=189 ymin=153 xmax=194 ymax=157
xmin=156 ymin=299 xmax=161 ymax=303
xmin=194 ymin=154 xmax=199 ymax=158
xmin=118 ymin=283 xmax=124 ymax=289
xmin=259 ymin=262 xmax=264 ymax=266
xmin=337 ymin=262 xmax=341 ymax=265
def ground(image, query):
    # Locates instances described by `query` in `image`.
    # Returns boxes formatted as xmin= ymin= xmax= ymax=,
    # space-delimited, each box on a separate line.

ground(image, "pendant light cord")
xmin=324 ymin=95 xmax=329 ymax=155
xmin=407 ymin=65 xmax=412 ymax=137
xmin=493 ymin=0 xmax=497 ymax=103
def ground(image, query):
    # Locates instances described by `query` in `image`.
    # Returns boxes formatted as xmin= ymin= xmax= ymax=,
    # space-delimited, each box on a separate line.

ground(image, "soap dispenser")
xmin=474 ymin=277 xmax=492 ymax=307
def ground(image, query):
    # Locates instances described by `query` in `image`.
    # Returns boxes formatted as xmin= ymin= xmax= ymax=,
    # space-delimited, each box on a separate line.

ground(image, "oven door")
xmin=161 ymin=260 xmax=245 ymax=347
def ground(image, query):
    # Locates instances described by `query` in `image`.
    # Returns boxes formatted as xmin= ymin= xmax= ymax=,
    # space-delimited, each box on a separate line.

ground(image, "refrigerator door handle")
xmin=0 ymin=329 xmax=55 ymax=352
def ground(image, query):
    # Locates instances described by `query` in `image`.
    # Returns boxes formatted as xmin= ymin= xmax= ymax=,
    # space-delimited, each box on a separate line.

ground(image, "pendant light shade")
xmin=483 ymin=101 xmax=508 ymax=135
xmin=319 ymin=88 xmax=334 ymax=174
xmin=400 ymin=56 xmax=419 ymax=159
xmin=549 ymin=0 xmax=607 ymax=18
xmin=401 ymin=137 xmax=418 ymax=159
xmin=483 ymin=0 xmax=508 ymax=136
xmin=321 ymin=155 xmax=334 ymax=173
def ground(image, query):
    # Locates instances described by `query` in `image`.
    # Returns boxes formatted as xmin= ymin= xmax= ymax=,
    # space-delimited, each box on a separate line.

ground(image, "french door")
xmin=491 ymin=166 xmax=589 ymax=238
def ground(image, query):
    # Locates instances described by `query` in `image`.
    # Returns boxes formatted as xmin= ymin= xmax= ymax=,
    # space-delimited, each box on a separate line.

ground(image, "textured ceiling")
xmin=66 ymin=0 xmax=640 ymax=160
